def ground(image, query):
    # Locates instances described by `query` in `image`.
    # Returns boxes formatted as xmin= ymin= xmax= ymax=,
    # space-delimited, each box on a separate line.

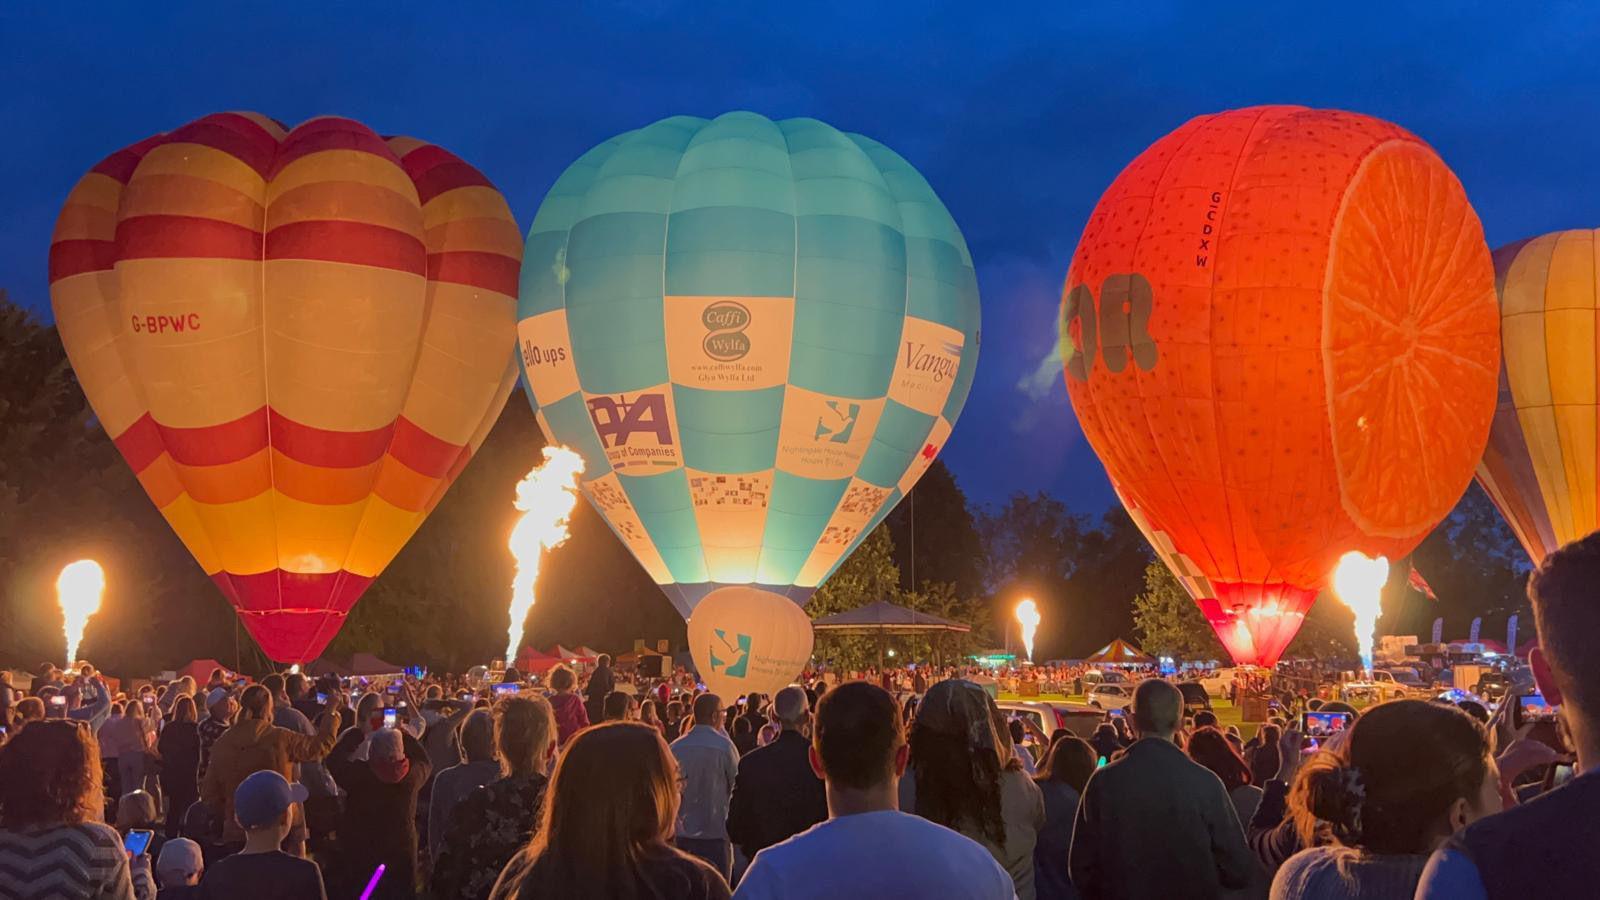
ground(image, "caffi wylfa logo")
xmin=702 ymin=301 xmax=752 ymax=362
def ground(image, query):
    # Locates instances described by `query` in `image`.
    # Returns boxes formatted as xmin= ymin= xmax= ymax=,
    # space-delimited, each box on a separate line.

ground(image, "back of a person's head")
xmin=459 ymin=709 xmax=495 ymax=763
xmin=1038 ymin=736 xmax=1097 ymax=793
xmin=1132 ymin=679 xmax=1183 ymax=736
xmin=603 ymin=691 xmax=632 ymax=721
xmin=117 ymin=789 xmax=158 ymax=830
xmin=692 ymin=692 xmax=722 ymax=725
xmin=173 ymin=695 xmax=197 ymax=724
xmin=813 ymin=681 xmax=902 ymax=791
xmin=496 ymin=695 xmax=555 ymax=777
xmin=597 ymin=654 xmax=612 ymax=668
xmin=355 ymin=691 xmax=382 ymax=725
xmin=1193 ymin=710 xmax=1219 ymax=729
xmin=1529 ymin=532 xmax=1600 ymax=716
xmin=1187 ymin=727 xmax=1252 ymax=792
xmin=773 ymin=686 xmax=808 ymax=727
xmin=548 ymin=665 xmax=576 ymax=693
xmin=284 ymin=673 xmax=306 ymax=699
xmin=1007 ymin=718 xmax=1025 ymax=747
xmin=512 ymin=722 xmax=676 ymax=898
xmin=1292 ymin=699 xmax=1490 ymax=854
xmin=0 ymin=720 xmax=99 ymax=828
xmin=239 ymin=684 xmax=271 ymax=720
xmin=732 ymin=717 xmax=752 ymax=737
xmin=261 ymin=673 xmax=285 ymax=697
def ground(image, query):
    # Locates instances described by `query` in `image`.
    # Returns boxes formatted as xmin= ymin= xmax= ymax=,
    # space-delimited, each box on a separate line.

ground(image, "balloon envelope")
xmin=1477 ymin=229 xmax=1600 ymax=563
xmin=50 ymin=112 xmax=522 ymax=662
xmin=687 ymin=586 xmax=814 ymax=698
xmin=1062 ymin=105 xmax=1498 ymax=666
xmin=516 ymin=112 xmax=980 ymax=619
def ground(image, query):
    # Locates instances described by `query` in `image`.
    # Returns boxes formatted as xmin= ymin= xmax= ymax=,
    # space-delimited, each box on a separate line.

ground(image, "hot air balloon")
xmin=49 ymin=112 xmax=521 ymax=663
xmin=1061 ymin=105 xmax=1499 ymax=666
xmin=1477 ymin=229 xmax=1600 ymax=563
xmin=516 ymin=112 xmax=980 ymax=686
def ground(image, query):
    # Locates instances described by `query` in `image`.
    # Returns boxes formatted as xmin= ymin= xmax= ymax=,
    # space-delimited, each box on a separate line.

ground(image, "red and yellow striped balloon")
xmin=49 ymin=112 xmax=521 ymax=662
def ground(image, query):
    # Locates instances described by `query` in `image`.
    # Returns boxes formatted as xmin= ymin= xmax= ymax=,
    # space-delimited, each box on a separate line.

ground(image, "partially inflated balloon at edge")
xmin=688 ymin=587 xmax=814 ymax=699
xmin=517 ymin=111 xmax=980 ymax=680
xmin=49 ymin=112 xmax=522 ymax=662
xmin=1061 ymin=105 xmax=1498 ymax=666
xmin=1477 ymin=229 xmax=1600 ymax=564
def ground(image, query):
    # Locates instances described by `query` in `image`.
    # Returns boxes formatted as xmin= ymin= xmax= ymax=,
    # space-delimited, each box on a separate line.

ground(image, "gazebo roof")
xmin=811 ymin=600 xmax=971 ymax=635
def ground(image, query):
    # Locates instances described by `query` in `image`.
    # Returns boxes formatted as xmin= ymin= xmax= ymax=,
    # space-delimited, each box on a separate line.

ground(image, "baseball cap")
xmin=232 ymin=770 xmax=308 ymax=829
xmin=156 ymin=837 xmax=203 ymax=877
xmin=774 ymin=686 xmax=809 ymax=724
xmin=206 ymin=687 xmax=230 ymax=709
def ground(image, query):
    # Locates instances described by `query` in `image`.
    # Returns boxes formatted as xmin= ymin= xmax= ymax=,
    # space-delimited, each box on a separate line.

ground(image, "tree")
xmin=886 ymin=460 xmax=984 ymax=599
xmin=805 ymin=524 xmax=900 ymax=668
xmin=1131 ymin=562 xmax=1225 ymax=662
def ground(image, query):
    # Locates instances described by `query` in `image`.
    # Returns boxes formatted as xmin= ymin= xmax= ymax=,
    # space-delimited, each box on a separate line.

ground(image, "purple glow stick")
xmin=359 ymin=863 xmax=386 ymax=900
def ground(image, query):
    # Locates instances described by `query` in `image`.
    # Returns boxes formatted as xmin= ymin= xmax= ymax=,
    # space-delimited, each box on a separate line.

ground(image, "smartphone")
xmin=397 ymin=700 xmax=408 ymax=709
xmin=386 ymin=682 xmax=401 ymax=695
xmin=316 ymin=692 xmax=329 ymax=705
xmin=1096 ymin=755 xmax=1108 ymax=768
xmin=382 ymin=708 xmax=398 ymax=729
xmin=1519 ymin=692 xmax=1559 ymax=723
xmin=1108 ymin=708 xmax=1124 ymax=718
xmin=1301 ymin=711 xmax=1353 ymax=737
xmin=49 ymin=695 xmax=67 ymax=718
xmin=142 ymin=695 xmax=155 ymax=706
xmin=492 ymin=683 xmax=518 ymax=697
xmin=124 ymin=829 xmax=153 ymax=856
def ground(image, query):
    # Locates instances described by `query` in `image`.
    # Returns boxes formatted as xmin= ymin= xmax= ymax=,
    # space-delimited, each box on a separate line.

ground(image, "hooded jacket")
xmin=200 ymin=714 xmax=338 ymax=843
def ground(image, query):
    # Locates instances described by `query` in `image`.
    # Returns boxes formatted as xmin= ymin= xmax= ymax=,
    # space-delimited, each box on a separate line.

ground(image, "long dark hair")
xmin=1291 ymin=700 xmax=1489 ymax=854
xmin=1036 ymin=736 xmax=1097 ymax=793
xmin=1188 ymin=726 xmax=1252 ymax=793
xmin=496 ymin=722 xmax=691 ymax=900
xmin=909 ymin=721 xmax=1006 ymax=849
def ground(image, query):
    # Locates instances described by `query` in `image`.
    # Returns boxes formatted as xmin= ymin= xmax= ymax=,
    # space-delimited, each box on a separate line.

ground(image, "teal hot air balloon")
xmin=516 ymin=112 xmax=979 ymax=679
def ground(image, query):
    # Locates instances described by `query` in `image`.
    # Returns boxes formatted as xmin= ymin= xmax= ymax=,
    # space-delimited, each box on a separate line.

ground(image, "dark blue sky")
xmin=4 ymin=3 xmax=1598 ymax=513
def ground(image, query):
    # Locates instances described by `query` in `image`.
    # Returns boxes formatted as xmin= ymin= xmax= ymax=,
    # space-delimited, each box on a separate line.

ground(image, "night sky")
xmin=4 ymin=3 xmax=1597 ymax=513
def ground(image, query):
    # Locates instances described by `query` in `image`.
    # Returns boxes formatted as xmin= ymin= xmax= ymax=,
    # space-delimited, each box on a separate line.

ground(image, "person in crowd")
xmin=727 ymin=686 xmax=828 ymax=866
xmin=197 ymin=770 xmax=326 ymax=900
xmin=604 ymin=690 xmax=639 ymax=722
xmin=66 ymin=672 xmax=113 ymax=734
xmin=100 ymin=700 xmax=128 ymax=804
xmin=1417 ymin=533 xmax=1600 ymax=898
xmin=489 ymin=721 xmax=730 ymax=900
xmin=731 ymin=717 xmax=757 ymax=756
xmin=665 ymin=700 xmax=685 ymax=736
xmin=196 ymin=689 xmax=235 ymax=780
xmin=157 ymin=696 xmax=200 ymax=839
xmin=155 ymin=837 xmax=204 ymax=899
xmin=118 ymin=696 xmax=160 ymax=798
xmin=0 ymin=671 xmax=15 ymax=725
xmin=739 ymin=695 xmax=767 ymax=738
xmin=160 ymin=676 xmax=196 ymax=719
xmin=326 ymin=723 xmax=432 ymax=900
xmin=118 ymin=789 xmax=168 ymax=863
xmin=1271 ymin=699 xmax=1498 ymax=899
xmin=640 ymin=698 xmax=666 ymax=736
xmin=201 ymin=684 xmax=338 ymax=853
xmin=1008 ymin=719 xmax=1037 ymax=774
xmin=900 ymin=679 xmax=1044 ymax=900
xmin=13 ymin=696 xmax=45 ymax=731
xmin=427 ymin=709 xmax=498 ymax=862
xmin=0 ymin=719 xmax=155 ymax=899
xmin=734 ymin=681 xmax=1014 ymax=899
xmin=546 ymin=665 xmax=589 ymax=746
xmin=1069 ymin=679 xmax=1257 ymax=900
xmin=1033 ymin=736 xmax=1096 ymax=900
xmin=420 ymin=689 xmax=474 ymax=780
xmin=1189 ymin=726 xmax=1263 ymax=830
xmin=432 ymin=696 xmax=556 ymax=900
xmin=584 ymin=654 xmax=616 ymax=723
xmin=1249 ymin=730 xmax=1282 ymax=789
xmin=1195 ymin=710 xmax=1220 ymax=730
xmin=1087 ymin=722 xmax=1120 ymax=765
xmin=670 ymin=692 xmax=741 ymax=881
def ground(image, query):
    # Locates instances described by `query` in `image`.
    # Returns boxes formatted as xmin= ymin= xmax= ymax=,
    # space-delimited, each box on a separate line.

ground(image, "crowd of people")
xmin=3 ymin=532 xmax=1599 ymax=898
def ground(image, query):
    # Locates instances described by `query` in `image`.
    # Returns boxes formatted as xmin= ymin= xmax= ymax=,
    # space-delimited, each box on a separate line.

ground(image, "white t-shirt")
xmin=734 ymin=809 xmax=1017 ymax=900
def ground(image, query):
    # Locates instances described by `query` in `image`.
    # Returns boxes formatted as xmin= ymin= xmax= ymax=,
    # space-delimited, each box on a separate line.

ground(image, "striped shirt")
xmin=0 ymin=821 xmax=153 ymax=899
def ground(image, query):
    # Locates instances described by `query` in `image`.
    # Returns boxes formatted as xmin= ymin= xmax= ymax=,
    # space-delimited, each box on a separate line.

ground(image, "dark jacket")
xmin=584 ymin=665 xmax=614 ymax=722
xmin=725 ymin=730 xmax=827 ymax=858
xmin=157 ymin=721 xmax=201 ymax=795
xmin=1068 ymin=737 xmax=1258 ymax=900
xmin=327 ymin=729 xmax=433 ymax=900
xmin=1449 ymin=770 xmax=1600 ymax=900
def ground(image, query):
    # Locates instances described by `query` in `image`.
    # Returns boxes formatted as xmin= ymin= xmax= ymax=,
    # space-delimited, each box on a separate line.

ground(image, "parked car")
xmin=996 ymin=699 xmax=1106 ymax=740
xmin=1199 ymin=667 xmax=1239 ymax=697
xmin=1086 ymin=683 xmax=1134 ymax=710
xmin=1176 ymin=681 xmax=1213 ymax=714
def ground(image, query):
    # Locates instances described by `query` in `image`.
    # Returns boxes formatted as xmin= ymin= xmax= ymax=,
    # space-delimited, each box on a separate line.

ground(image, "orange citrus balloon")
xmin=1062 ymin=105 xmax=1499 ymax=665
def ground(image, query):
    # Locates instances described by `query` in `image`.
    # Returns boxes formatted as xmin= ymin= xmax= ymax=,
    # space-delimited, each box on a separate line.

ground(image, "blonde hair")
xmin=116 ymin=790 xmax=158 ymax=830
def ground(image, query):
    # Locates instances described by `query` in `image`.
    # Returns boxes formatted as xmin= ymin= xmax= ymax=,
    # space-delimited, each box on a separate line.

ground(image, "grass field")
xmin=997 ymin=692 xmax=1261 ymax=740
